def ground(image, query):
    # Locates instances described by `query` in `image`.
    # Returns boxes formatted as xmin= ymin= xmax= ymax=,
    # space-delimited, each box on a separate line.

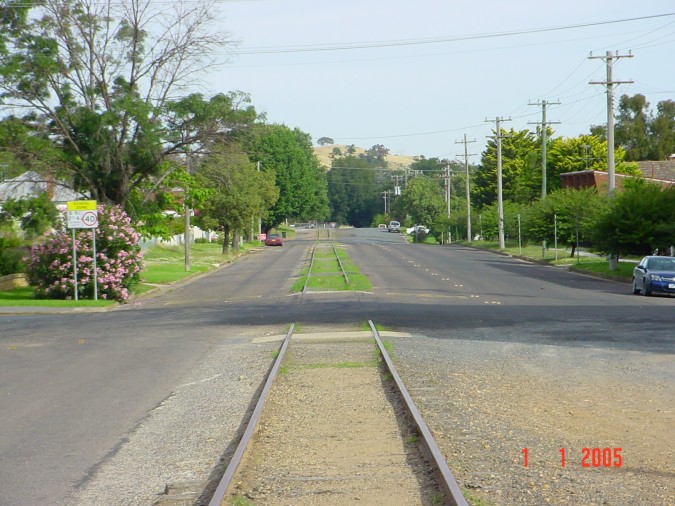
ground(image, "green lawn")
xmin=0 ymin=286 xmax=115 ymax=307
xmin=460 ymin=240 xmax=636 ymax=280
xmin=0 ymin=239 xmax=262 ymax=307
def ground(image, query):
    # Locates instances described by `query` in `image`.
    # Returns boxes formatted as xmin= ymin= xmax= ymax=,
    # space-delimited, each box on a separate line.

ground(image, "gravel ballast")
xmin=64 ymin=327 xmax=279 ymax=506
xmin=389 ymin=330 xmax=674 ymax=505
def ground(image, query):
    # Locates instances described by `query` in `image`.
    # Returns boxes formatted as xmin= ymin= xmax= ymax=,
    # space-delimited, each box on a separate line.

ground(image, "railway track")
xmin=208 ymin=321 xmax=467 ymax=506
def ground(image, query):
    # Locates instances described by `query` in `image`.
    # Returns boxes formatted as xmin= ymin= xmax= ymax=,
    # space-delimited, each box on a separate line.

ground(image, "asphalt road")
xmin=0 ymin=228 xmax=673 ymax=505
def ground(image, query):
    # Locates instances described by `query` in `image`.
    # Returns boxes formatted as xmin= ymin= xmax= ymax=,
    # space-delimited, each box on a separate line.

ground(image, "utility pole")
xmin=590 ymin=50 xmax=633 ymax=271
xmin=381 ymin=190 xmax=390 ymax=214
xmin=486 ymin=117 xmax=511 ymax=249
xmin=257 ymin=161 xmax=262 ymax=239
xmin=589 ymin=50 xmax=633 ymax=196
xmin=183 ymin=149 xmax=191 ymax=271
xmin=528 ymin=99 xmax=560 ymax=200
xmin=455 ymin=134 xmax=476 ymax=242
xmin=445 ymin=163 xmax=451 ymax=219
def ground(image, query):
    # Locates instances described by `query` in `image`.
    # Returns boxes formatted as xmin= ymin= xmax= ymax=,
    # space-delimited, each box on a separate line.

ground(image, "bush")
xmin=0 ymin=237 xmax=29 ymax=275
xmin=25 ymin=205 xmax=144 ymax=301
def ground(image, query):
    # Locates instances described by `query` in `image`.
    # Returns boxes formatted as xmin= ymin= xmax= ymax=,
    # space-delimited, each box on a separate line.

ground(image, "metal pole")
xmin=72 ymin=229 xmax=78 ymax=301
xmin=605 ymin=53 xmax=616 ymax=196
xmin=184 ymin=150 xmax=191 ymax=271
xmin=554 ymin=214 xmax=558 ymax=261
xmin=257 ymin=161 xmax=262 ymax=239
xmin=93 ymin=230 xmax=98 ymax=301
xmin=517 ymin=213 xmax=522 ymax=255
xmin=496 ymin=118 xmax=505 ymax=249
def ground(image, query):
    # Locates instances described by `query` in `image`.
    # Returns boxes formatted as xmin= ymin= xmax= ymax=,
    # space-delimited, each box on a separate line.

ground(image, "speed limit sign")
xmin=81 ymin=211 xmax=98 ymax=227
xmin=67 ymin=201 xmax=99 ymax=229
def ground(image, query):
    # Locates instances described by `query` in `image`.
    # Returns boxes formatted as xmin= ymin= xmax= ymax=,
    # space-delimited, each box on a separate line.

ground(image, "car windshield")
xmin=268 ymin=234 xmax=279 ymax=238
xmin=648 ymin=258 xmax=675 ymax=270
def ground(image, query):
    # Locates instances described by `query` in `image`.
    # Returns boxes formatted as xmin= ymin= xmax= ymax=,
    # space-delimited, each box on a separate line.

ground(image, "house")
xmin=561 ymin=161 xmax=675 ymax=192
xmin=0 ymin=171 xmax=85 ymax=206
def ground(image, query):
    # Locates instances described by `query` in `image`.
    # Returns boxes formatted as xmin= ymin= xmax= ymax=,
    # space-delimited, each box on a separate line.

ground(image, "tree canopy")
xmin=0 ymin=0 xmax=240 ymax=207
xmin=242 ymin=124 xmax=329 ymax=229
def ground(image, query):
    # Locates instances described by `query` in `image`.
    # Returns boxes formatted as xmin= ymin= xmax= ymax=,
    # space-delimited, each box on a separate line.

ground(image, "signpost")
xmin=66 ymin=201 xmax=98 ymax=301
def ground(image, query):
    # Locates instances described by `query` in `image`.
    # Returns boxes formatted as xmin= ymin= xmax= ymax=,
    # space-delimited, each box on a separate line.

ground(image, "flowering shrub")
xmin=26 ymin=205 xmax=144 ymax=301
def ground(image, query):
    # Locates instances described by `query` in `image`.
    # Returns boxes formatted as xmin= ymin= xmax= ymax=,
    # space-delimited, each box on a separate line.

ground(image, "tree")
xmin=398 ymin=176 xmax=445 ymax=231
xmin=472 ymin=129 xmax=539 ymax=207
xmin=0 ymin=0 xmax=234 ymax=207
xmin=526 ymin=187 xmax=606 ymax=256
xmin=243 ymin=124 xmax=329 ymax=228
xmin=327 ymin=155 xmax=380 ymax=227
xmin=317 ymin=137 xmax=334 ymax=146
xmin=364 ymin=144 xmax=389 ymax=163
xmin=0 ymin=191 xmax=59 ymax=238
xmin=547 ymin=135 xmax=639 ymax=191
xmin=615 ymin=94 xmax=652 ymax=161
xmin=613 ymin=94 xmax=675 ymax=161
xmin=651 ymin=100 xmax=675 ymax=160
xmin=194 ymin=145 xmax=278 ymax=253
xmin=410 ymin=156 xmax=448 ymax=176
xmin=591 ymin=179 xmax=675 ymax=256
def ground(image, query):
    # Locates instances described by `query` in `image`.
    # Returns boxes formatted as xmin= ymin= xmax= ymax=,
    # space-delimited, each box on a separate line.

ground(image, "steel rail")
xmin=302 ymin=243 xmax=317 ymax=294
xmin=368 ymin=320 xmax=469 ymax=506
xmin=207 ymin=324 xmax=295 ymax=506
xmin=331 ymin=241 xmax=350 ymax=286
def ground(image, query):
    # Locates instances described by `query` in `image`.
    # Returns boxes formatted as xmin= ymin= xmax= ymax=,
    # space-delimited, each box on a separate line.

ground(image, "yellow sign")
xmin=67 ymin=200 xmax=97 ymax=211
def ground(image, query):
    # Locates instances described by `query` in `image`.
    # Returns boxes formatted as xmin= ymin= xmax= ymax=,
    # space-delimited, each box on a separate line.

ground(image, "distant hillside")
xmin=313 ymin=144 xmax=416 ymax=170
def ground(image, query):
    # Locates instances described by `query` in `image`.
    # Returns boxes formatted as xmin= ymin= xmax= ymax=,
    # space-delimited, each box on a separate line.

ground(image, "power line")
xmin=236 ymin=13 xmax=675 ymax=55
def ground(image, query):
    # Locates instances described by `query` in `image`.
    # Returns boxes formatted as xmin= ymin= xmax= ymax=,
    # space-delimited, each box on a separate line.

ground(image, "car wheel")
xmin=632 ymin=278 xmax=640 ymax=295
xmin=643 ymin=280 xmax=652 ymax=296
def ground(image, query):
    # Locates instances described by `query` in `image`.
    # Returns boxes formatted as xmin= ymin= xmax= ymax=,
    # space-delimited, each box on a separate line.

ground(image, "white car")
xmin=407 ymin=225 xmax=429 ymax=234
xmin=388 ymin=221 xmax=401 ymax=233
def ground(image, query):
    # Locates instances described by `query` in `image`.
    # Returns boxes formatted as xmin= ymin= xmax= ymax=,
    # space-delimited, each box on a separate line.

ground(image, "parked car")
xmin=265 ymin=233 xmax=283 ymax=246
xmin=378 ymin=223 xmax=388 ymax=230
xmin=406 ymin=225 xmax=429 ymax=234
xmin=632 ymin=256 xmax=675 ymax=296
xmin=388 ymin=221 xmax=401 ymax=233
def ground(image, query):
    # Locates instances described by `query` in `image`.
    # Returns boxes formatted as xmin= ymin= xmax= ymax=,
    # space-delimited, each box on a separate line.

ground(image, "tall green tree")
xmin=547 ymin=135 xmax=639 ymax=191
xmin=0 ymin=0 xmax=235 ymax=206
xmin=409 ymin=156 xmax=449 ymax=176
xmin=194 ymin=145 xmax=278 ymax=253
xmin=614 ymin=94 xmax=675 ymax=161
xmin=473 ymin=128 xmax=538 ymax=207
xmin=615 ymin=94 xmax=652 ymax=161
xmin=327 ymin=155 xmax=381 ymax=227
xmin=650 ymin=100 xmax=675 ymax=160
xmin=243 ymin=124 xmax=329 ymax=228
xmin=397 ymin=176 xmax=445 ymax=229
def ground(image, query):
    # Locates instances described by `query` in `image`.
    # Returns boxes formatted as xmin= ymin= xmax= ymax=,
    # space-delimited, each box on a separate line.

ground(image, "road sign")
xmin=66 ymin=200 xmax=98 ymax=229
xmin=67 ymin=200 xmax=97 ymax=211
xmin=67 ymin=210 xmax=98 ymax=229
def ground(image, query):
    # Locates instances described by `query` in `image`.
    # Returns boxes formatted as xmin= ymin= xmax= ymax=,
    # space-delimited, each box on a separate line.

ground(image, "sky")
xmin=202 ymin=0 xmax=675 ymax=161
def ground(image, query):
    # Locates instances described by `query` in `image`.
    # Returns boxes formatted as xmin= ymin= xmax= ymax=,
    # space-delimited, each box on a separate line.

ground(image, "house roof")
xmin=0 ymin=171 xmax=85 ymax=203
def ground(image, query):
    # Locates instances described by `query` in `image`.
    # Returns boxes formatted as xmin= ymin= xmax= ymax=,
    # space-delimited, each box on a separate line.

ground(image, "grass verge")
xmin=0 ymin=239 xmax=262 ymax=307
xmin=459 ymin=240 xmax=636 ymax=281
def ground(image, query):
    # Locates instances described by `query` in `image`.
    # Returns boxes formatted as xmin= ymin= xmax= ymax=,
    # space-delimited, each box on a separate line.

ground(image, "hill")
xmin=313 ymin=144 xmax=416 ymax=171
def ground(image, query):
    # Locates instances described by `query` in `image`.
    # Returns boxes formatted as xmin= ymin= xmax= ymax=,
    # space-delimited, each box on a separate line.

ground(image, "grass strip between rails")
xmin=292 ymin=242 xmax=372 ymax=294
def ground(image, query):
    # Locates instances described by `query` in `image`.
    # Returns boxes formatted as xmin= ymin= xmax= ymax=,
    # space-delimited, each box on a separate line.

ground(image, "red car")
xmin=265 ymin=233 xmax=283 ymax=246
